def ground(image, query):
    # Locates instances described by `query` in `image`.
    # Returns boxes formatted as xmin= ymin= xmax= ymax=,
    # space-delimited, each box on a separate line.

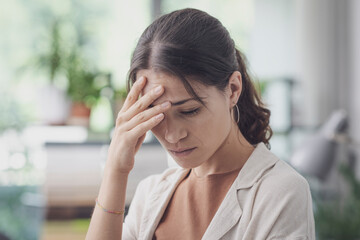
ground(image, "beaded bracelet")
xmin=95 ymin=197 xmax=125 ymax=215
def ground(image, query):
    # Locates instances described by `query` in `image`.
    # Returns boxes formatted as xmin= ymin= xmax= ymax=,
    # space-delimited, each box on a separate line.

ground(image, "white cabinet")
xmin=44 ymin=140 xmax=169 ymax=208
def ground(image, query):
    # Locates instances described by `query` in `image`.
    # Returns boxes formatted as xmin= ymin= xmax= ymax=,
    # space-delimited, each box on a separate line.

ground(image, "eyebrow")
xmin=150 ymin=97 xmax=206 ymax=108
xmin=171 ymin=98 xmax=198 ymax=106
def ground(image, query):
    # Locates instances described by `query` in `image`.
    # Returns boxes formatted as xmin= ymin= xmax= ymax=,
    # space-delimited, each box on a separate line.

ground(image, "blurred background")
xmin=0 ymin=0 xmax=359 ymax=239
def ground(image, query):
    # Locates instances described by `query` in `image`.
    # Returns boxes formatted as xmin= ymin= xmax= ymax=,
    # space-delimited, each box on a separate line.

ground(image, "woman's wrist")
xmin=98 ymin=166 xmax=129 ymax=206
xmin=103 ymin=156 xmax=134 ymax=175
xmin=103 ymin=165 xmax=131 ymax=180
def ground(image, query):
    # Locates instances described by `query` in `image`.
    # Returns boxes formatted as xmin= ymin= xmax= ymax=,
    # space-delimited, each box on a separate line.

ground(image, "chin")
xmin=170 ymin=154 xmax=204 ymax=169
xmin=174 ymin=160 xmax=201 ymax=169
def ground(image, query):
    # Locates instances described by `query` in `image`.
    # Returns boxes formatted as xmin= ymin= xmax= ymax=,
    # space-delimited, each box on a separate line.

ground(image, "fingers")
xmin=135 ymin=133 xmax=147 ymax=151
xmin=130 ymin=113 xmax=165 ymax=140
xmin=115 ymin=75 xmax=169 ymax=145
xmin=122 ymin=85 xmax=164 ymax=121
xmin=123 ymin=101 xmax=171 ymax=131
xmin=119 ymin=113 xmax=165 ymax=146
xmin=120 ymin=77 xmax=146 ymax=113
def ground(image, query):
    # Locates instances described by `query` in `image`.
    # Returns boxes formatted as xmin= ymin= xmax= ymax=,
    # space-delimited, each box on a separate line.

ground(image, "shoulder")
xmin=245 ymin=155 xmax=312 ymax=218
xmin=247 ymin=159 xmax=315 ymax=238
xmin=242 ymin=144 xmax=311 ymax=211
xmin=235 ymin=142 xmax=309 ymax=195
xmin=259 ymin=159 xmax=310 ymax=198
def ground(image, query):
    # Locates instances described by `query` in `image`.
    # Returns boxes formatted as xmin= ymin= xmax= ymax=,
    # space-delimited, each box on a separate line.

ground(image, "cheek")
xmin=186 ymin=114 xmax=216 ymax=142
xmin=198 ymin=109 xmax=231 ymax=142
xmin=151 ymin=123 xmax=164 ymax=140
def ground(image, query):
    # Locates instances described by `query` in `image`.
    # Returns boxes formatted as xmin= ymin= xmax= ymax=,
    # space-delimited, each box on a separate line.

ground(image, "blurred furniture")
xmin=0 ymin=186 xmax=46 ymax=240
xmin=290 ymin=110 xmax=360 ymax=239
xmin=0 ymin=129 xmax=46 ymax=240
xmin=261 ymin=78 xmax=296 ymax=161
xmin=44 ymin=141 xmax=107 ymax=215
xmin=290 ymin=110 xmax=351 ymax=181
xmin=42 ymin=126 xmax=168 ymax=218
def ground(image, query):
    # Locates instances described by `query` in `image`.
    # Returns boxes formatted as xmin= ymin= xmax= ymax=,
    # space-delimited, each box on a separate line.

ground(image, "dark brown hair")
xmin=128 ymin=8 xmax=272 ymax=148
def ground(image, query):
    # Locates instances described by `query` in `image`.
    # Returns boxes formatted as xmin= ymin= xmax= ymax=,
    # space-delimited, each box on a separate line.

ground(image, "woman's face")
xmin=139 ymin=69 xmax=234 ymax=169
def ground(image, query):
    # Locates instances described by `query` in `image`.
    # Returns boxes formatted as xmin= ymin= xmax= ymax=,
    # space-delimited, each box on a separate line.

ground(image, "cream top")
xmin=153 ymin=168 xmax=241 ymax=239
xmin=123 ymin=143 xmax=315 ymax=240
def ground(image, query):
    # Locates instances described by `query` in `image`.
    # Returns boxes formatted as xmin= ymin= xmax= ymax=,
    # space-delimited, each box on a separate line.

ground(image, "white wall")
xmin=295 ymin=0 xmax=350 ymax=127
xmin=295 ymin=0 xmax=360 ymax=177
xmin=251 ymin=0 xmax=360 ymax=178
xmin=349 ymin=0 xmax=360 ymax=178
xmin=249 ymin=0 xmax=296 ymax=78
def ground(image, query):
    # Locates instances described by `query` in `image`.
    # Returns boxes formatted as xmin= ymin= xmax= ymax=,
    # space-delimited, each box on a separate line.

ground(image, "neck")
xmin=193 ymin=123 xmax=255 ymax=177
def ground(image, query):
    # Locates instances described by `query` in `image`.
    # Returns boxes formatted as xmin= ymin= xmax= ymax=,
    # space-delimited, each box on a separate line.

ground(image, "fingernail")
xmin=137 ymin=77 xmax=144 ymax=84
xmin=155 ymin=86 xmax=163 ymax=94
xmin=155 ymin=113 xmax=164 ymax=120
xmin=161 ymin=101 xmax=170 ymax=109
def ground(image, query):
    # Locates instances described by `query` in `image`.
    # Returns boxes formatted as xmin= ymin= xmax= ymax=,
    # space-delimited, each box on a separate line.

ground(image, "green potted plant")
xmin=65 ymin=50 xmax=101 ymax=126
xmin=30 ymin=19 xmax=70 ymax=125
xmin=36 ymin=20 xmax=63 ymax=85
xmin=314 ymin=163 xmax=360 ymax=240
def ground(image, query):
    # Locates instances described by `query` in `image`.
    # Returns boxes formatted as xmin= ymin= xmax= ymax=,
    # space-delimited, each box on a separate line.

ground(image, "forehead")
xmin=138 ymin=69 xmax=206 ymax=103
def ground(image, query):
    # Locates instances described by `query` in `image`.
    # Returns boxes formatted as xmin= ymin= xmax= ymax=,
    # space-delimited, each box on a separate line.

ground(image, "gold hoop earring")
xmin=234 ymin=105 xmax=240 ymax=124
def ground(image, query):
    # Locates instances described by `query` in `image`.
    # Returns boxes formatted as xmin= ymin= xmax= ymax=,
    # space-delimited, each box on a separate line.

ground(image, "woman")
xmin=86 ymin=8 xmax=315 ymax=240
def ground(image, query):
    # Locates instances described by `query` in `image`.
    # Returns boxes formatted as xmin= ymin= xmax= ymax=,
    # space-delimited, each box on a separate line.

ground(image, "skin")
xmin=87 ymin=72 xmax=172 ymax=239
xmin=139 ymin=68 xmax=255 ymax=177
xmin=86 ymin=68 xmax=255 ymax=239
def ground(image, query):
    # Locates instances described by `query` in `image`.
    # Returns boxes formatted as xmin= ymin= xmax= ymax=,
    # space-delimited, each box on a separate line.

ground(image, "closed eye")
xmin=181 ymin=108 xmax=200 ymax=116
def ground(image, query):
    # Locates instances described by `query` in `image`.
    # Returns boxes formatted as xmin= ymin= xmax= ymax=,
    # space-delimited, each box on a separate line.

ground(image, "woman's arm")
xmin=85 ymin=76 xmax=171 ymax=240
xmin=85 ymin=167 xmax=129 ymax=239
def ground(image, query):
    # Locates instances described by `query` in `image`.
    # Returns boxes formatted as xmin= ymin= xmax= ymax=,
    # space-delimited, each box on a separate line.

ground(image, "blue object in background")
xmin=0 ymin=185 xmax=46 ymax=240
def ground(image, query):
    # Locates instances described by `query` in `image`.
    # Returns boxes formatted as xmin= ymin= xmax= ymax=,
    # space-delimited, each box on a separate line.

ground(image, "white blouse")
xmin=123 ymin=142 xmax=316 ymax=240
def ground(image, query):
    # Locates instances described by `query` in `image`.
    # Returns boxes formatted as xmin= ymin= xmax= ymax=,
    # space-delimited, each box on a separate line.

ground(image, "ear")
xmin=227 ymin=71 xmax=242 ymax=107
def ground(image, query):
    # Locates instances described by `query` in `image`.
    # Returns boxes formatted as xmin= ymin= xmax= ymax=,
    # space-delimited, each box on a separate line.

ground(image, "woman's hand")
xmin=106 ymin=76 xmax=170 ymax=174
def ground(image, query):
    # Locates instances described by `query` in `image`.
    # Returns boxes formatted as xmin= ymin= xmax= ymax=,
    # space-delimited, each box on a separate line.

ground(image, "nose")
xmin=164 ymin=118 xmax=187 ymax=144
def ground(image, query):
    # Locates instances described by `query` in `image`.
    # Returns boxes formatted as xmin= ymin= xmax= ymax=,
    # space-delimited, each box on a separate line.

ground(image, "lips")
xmin=168 ymin=147 xmax=196 ymax=157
